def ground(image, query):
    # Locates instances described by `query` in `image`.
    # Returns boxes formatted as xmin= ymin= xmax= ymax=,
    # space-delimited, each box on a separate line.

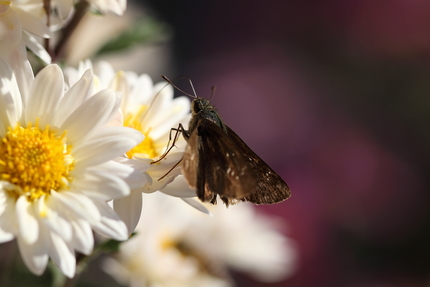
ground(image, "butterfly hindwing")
xmin=225 ymin=125 xmax=291 ymax=204
xmin=182 ymin=130 xmax=200 ymax=195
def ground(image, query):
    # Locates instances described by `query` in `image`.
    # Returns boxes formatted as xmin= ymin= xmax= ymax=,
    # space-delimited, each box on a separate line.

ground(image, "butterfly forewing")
xmin=182 ymin=131 xmax=200 ymax=193
xmin=225 ymin=126 xmax=291 ymax=204
xmin=183 ymin=129 xmax=217 ymax=203
xmin=182 ymin=118 xmax=257 ymax=204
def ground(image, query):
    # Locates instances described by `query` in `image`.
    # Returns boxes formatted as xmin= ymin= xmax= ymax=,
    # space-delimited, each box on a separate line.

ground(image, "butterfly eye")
xmin=192 ymin=101 xmax=202 ymax=114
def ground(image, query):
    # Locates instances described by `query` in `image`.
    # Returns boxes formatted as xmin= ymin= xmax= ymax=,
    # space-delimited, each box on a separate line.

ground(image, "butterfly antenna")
xmin=209 ymin=86 xmax=216 ymax=101
xmin=162 ymin=75 xmax=197 ymax=99
xmin=188 ymin=77 xmax=198 ymax=99
xmin=140 ymin=81 xmax=171 ymax=122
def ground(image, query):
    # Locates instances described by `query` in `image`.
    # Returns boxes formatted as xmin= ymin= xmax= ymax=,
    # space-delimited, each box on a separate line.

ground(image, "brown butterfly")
xmin=160 ymin=76 xmax=291 ymax=206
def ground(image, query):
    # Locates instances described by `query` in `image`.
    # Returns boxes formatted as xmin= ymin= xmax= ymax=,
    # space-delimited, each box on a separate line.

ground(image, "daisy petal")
xmin=127 ymin=73 xmax=153 ymax=107
xmin=92 ymin=201 xmax=128 ymax=241
xmin=150 ymin=97 xmax=191 ymax=140
xmin=12 ymin=6 xmax=51 ymax=38
xmin=0 ymin=8 xmax=21 ymax=47
xmin=26 ymin=64 xmax=63 ymax=127
xmin=60 ymin=89 xmax=118 ymax=145
xmin=141 ymin=152 xmax=184 ymax=193
xmin=23 ymin=33 xmax=52 ymax=64
xmin=110 ymin=71 xmax=129 ymax=101
xmin=75 ymin=159 xmax=150 ymax=191
xmin=10 ymin=47 xmax=33 ymax=102
xmin=16 ymin=234 xmax=48 ymax=275
xmin=160 ymin=175 xmax=198 ymax=198
xmin=37 ymin=196 xmax=72 ymax=242
xmin=113 ymin=189 xmax=143 ymax=234
xmin=49 ymin=232 xmax=76 ymax=278
xmin=70 ymin=219 xmax=93 ymax=255
xmin=0 ymin=228 xmax=13 ymax=242
xmin=73 ymin=127 xmax=143 ymax=168
xmin=16 ymin=196 xmax=38 ymax=244
xmin=141 ymin=83 xmax=173 ymax=128
xmin=52 ymin=69 xmax=94 ymax=127
xmin=0 ymin=188 xmax=8 ymax=216
xmin=0 ymin=58 xmax=21 ymax=128
xmin=51 ymin=191 xmax=101 ymax=225
xmin=72 ymin=170 xmax=130 ymax=200
xmin=91 ymin=0 xmax=126 ymax=15
xmin=180 ymin=197 xmax=211 ymax=215
xmin=0 ymin=189 xmax=17 ymax=240
xmin=94 ymin=61 xmax=115 ymax=89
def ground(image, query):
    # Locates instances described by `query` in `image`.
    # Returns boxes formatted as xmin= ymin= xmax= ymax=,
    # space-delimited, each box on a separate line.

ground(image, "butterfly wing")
xmin=182 ymin=119 xmax=257 ymax=205
xmin=225 ymin=125 xmax=291 ymax=204
xmin=182 ymin=128 xmax=214 ymax=203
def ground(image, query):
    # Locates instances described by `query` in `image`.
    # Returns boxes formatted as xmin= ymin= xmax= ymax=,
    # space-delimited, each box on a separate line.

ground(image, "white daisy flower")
xmin=64 ymin=61 xmax=200 ymax=233
xmin=103 ymin=193 xmax=297 ymax=287
xmin=0 ymin=0 xmax=52 ymax=63
xmin=0 ymin=59 xmax=146 ymax=278
xmin=68 ymin=62 xmax=192 ymax=197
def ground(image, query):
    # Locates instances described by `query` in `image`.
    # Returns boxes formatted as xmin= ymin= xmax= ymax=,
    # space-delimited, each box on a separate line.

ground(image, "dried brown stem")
xmin=53 ymin=0 xmax=90 ymax=62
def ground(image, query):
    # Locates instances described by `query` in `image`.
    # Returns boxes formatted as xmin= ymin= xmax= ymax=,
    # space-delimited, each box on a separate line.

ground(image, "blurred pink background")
xmin=140 ymin=0 xmax=430 ymax=286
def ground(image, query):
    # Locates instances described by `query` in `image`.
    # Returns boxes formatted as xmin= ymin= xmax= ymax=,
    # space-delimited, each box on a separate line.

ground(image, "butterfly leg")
xmin=153 ymin=123 xmax=190 ymax=181
xmin=151 ymin=123 xmax=187 ymax=164
xmin=157 ymin=158 xmax=183 ymax=181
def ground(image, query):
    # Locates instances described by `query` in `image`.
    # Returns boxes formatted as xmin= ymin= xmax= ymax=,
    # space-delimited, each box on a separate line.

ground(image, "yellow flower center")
xmin=0 ymin=121 xmax=74 ymax=201
xmin=0 ymin=1 xmax=11 ymax=7
xmin=160 ymin=234 xmax=211 ymax=273
xmin=124 ymin=105 xmax=158 ymax=159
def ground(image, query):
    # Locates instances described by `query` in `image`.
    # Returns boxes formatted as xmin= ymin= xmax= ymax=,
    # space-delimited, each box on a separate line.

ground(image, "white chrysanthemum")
xmin=0 ymin=59 xmax=146 ymax=278
xmin=64 ymin=61 xmax=201 ymax=233
xmin=103 ymin=193 xmax=297 ymax=287
xmin=0 ymin=0 xmax=52 ymax=63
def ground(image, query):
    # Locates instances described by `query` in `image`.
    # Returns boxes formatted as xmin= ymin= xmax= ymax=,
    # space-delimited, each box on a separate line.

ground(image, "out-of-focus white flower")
xmin=64 ymin=61 xmax=200 ymax=234
xmin=90 ymin=0 xmax=126 ymax=15
xmin=53 ymin=0 xmax=126 ymax=21
xmin=104 ymin=193 xmax=297 ymax=287
xmin=0 ymin=0 xmax=126 ymax=64
xmin=0 ymin=0 xmax=52 ymax=63
xmin=0 ymin=58 xmax=146 ymax=277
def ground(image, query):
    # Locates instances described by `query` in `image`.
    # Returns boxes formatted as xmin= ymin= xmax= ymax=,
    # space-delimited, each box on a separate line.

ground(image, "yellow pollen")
xmin=0 ymin=121 xmax=74 ymax=201
xmin=160 ymin=236 xmax=176 ymax=251
xmin=124 ymin=105 xmax=158 ymax=159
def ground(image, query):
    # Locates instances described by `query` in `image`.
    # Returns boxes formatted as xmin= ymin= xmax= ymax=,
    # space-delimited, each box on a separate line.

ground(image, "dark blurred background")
xmin=137 ymin=1 xmax=430 ymax=286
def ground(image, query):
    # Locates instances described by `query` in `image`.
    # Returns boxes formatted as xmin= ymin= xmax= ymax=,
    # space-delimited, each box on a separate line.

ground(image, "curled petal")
xmin=92 ymin=201 xmax=128 ymax=241
xmin=113 ymin=190 xmax=143 ymax=234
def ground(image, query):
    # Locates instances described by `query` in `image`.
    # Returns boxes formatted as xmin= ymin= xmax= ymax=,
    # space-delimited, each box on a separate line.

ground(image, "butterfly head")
xmin=191 ymin=98 xmax=215 ymax=116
